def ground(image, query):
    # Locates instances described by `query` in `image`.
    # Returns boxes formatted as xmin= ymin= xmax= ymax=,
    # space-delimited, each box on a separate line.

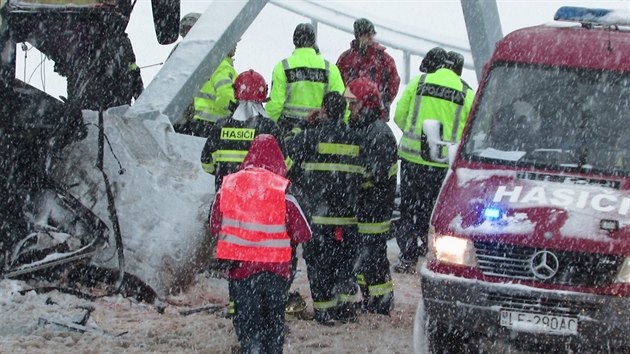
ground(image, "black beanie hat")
xmin=293 ymin=23 xmax=316 ymax=48
xmin=419 ymin=47 xmax=447 ymax=73
xmin=354 ymin=18 xmax=375 ymax=39
xmin=446 ymin=51 xmax=464 ymax=76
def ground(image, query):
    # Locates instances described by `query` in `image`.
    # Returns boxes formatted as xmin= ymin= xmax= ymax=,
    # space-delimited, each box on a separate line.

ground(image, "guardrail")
xmin=269 ymin=0 xmax=474 ymax=83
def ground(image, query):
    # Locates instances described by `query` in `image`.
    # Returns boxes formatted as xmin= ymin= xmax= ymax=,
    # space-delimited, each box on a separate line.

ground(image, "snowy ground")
xmin=0 ymin=241 xmax=421 ymax=353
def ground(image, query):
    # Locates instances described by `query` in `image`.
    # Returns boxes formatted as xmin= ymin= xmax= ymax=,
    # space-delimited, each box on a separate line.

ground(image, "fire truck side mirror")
xmin=152 ymin=0 xmax=181 ymax=45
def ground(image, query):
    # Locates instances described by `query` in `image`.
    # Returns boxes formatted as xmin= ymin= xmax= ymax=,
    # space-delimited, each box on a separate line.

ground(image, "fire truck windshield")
xmin=462 ymin=62 xmax=630 ymax=176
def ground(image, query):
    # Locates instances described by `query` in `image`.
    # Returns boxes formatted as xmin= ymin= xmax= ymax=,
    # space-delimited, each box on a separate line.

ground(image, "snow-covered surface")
xmin=0 ymin=241 xmax=424 ymax=353
xmin=52 ymin=107 xmax=215 ymax=296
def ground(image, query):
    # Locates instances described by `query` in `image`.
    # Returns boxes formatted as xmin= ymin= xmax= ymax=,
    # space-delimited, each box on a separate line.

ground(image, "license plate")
xmin=500 ymin=310 xmax=578 ymax=335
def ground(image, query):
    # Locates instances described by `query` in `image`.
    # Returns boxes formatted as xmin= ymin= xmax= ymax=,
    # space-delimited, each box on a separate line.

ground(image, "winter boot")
xmin=393 ymin=260 xmax=417 ymax=274
xmin=313 ymin=308 xmax=336 ymax=326
xmin=335 ymin=302 xmax=359 ymax=323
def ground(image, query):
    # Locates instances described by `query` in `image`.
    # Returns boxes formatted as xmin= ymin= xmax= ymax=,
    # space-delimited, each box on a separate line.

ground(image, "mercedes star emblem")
xmin=529 ymin=250 xmax=560 ymax=280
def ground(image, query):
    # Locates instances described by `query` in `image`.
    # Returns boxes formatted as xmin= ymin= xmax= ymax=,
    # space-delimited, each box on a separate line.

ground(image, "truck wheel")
xmin=413 ymin=300 xmax=430 ymax=354
xmin=414 ymin=299 xmax=473 ymax=354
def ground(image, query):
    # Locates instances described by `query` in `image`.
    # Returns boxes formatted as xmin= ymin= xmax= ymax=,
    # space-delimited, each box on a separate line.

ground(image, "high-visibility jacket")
xmin=216 ymin=168 xmax=292 ymax=263
xmin=200 ymin=113 xmax=283 ymax=190
xmin=286 ymin=119 xmax=363 ymax=225
xmin=394 ymin=68 xmax=474 ymax=167
xmin=266 ymin=48 xmax=345 ymax=122
xmin=351 ymin=110 xmax=398 ymax=236
xmin=193 ymin=57 xmax=237 ymax=124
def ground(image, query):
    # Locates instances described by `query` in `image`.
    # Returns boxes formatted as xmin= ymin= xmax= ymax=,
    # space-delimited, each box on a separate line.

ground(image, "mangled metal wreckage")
xmin=0 ymin=0 xmax=183 ymax=301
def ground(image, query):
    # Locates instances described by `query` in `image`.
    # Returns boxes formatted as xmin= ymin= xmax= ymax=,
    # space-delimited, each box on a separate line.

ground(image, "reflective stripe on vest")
xmin=311 ymin=216 xmax=357 ymax=225
xmin=218 ymin=233 xmax=290 ymax=248
xmin=357 ymin=220 xmax=391 ymax=234
xmin=318 ymin=143 xmax=360 ymax=157
xmin=212 ymin=150 xmax=248 ymax=163
xmin=217 ymin=168 xmax=291 ymax=263
xmin=215 ymin=78 xmax=233 ymax=90
xmin=281 ymin=59 xmax=330 ymax=119
xmin=202 ymin=162 xmax=215 ymax=174
xmin=388 ymin=161 xmax=398 ymax=177
xmin=313 ymin=298 xmax=338 ymax=310
xmin=337 ymin=293 xmax=358 ymax=303
xmin=399 ymin=73 xmax=465 ymax=165
xmin=221 ymin=217 xmax=287 ymax=233
xmin=368 ymin=280 xmax=394 ymax=297
xmin=194 ymin=111 xmax=225 ymax=123
xmin=302 ymin=162 xmax=365 ymax=174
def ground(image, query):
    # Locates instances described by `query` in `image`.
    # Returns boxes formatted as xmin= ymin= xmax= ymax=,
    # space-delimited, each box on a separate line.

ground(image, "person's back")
xmin=394 ymin=50 xmax=473 ymax=166
xmin=392 ymin=47 xmax=474 ymax=273
xmin=286 ymin=91 xmax=363 ymax=324
xmin=345 ymin=78 xmax=397 ymax=315
xmin=266 ymin=23 xmax=345 ymax=139
xmin=201 ymin=70 xmax=282 ymax=191
xmin=209 ymin=134 xmax=311 ymax=353
xmin=286 ymin=106 xmax=362 ymax=220
xmin=336 ymin=18 xmax=400 ymax=120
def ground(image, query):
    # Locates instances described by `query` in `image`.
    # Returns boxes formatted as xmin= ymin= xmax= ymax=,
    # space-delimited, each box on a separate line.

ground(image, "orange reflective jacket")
xmin=216 ymin=168 xmax=291 ymax=263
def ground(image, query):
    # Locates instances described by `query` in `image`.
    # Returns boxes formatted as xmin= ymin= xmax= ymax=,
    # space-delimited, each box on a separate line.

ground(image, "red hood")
xmin=432 ymin=165 xmax=630 ymax=254
xmin=350 ymin=39 xmax=386 ymax=54
xmin=240 ymin=134 xmax=287 ymax=177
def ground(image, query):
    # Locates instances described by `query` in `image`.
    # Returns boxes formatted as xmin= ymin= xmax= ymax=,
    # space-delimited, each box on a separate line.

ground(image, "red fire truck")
xmin=416 ymin=7 xmax=630 ymax=353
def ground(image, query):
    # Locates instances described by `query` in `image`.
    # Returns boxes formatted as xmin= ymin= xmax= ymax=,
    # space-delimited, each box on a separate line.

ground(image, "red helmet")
xmin=234 ymin=70 xmax=268 ymax=102
xmin=347 ymin=78 xmax=381 ymax=108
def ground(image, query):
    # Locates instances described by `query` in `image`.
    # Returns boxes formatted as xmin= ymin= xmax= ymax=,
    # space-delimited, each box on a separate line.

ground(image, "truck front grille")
xmin=482 ymin=291 xmax=601 ymax=316
xmin=474 ymin=241 xmax=623 ymax=288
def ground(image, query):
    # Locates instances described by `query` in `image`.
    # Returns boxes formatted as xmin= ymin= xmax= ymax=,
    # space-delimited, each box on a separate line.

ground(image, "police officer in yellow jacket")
xmin=189 ymin=45 xmax=238 ymax=137
xmin=266 ymin=23 xmax=345 ymax=140
xmin=393 ymin=47 xmax=474 ymax=273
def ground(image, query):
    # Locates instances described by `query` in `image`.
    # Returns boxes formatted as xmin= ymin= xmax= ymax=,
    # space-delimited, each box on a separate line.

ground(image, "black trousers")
xmin=396 ymin=160 xmax=447 ymax=263
xmin=357 ymin=235 xmax=394 ymax=314
xmin=229 ymin=272 xmax=290 ymax=354
xmin=303 ymin=225 xmax=360 ymax=316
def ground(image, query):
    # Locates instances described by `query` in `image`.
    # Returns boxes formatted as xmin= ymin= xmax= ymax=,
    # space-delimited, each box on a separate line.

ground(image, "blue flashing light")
xmin=483 ymin=206 xmax=502 ymax=221
xmin=554 ymin=6 xmax=630 ymax=26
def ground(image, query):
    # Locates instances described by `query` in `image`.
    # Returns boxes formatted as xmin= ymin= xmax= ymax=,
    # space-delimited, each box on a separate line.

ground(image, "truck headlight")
xmin=617 ymin=257 xmax=630 ymax=283
xmin=431 ymin=235 xmax=478 ymax=267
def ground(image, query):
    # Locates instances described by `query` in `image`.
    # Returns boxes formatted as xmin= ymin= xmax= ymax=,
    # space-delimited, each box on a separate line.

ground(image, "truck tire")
xmin=414 ymin=299 xmax=474 ymax=354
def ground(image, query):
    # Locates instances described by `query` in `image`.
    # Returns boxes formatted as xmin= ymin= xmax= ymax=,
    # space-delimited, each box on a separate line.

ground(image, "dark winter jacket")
xmin=350 ymin=107 xmax=398 ymax=236
xmin=200 ymin=113 xmax=283 ymax=191
xmin=336 ymin=40 xmax=400 ymax=115
xmin=210 ymin=135 xmax=312 ymax=280
xmin=286 ymin=118 xmax=363 ymax=226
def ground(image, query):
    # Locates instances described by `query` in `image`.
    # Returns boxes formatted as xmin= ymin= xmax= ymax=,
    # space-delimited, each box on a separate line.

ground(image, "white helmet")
xmin=180 ymin=13 xmax=201 ymax=37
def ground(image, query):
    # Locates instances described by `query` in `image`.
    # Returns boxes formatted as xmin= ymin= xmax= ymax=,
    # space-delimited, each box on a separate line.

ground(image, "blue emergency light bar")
xmin=483 ymin=206 xmax=502 ymax=221
xmin=554 ymin=6 xmax=630 ymax=27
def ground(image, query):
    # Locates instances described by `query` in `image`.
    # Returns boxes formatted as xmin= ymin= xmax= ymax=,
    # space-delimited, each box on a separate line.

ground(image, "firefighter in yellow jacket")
xmin=266 ymin=23 xmax=345 ymax=140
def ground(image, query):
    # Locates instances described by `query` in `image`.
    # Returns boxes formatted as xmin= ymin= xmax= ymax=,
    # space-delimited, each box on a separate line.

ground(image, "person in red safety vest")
xmin=209 ymin=134 xmax=311 ymax=354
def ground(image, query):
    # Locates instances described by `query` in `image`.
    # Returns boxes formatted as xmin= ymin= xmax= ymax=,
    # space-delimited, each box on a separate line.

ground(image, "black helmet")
xmin=354 ymin=18 xmax=375 ymax=39
xmin=419 ymin=47 xmax=447 ymax=73
xmin=293 ymin=23 xmax=316 ymax=48
xmin=446 ymin=51 xmax=464 ymax=76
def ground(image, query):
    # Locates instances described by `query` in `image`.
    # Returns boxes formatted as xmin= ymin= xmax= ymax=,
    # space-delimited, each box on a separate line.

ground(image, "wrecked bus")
xmin=415 ymin=7 xmax=630 ymax=353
